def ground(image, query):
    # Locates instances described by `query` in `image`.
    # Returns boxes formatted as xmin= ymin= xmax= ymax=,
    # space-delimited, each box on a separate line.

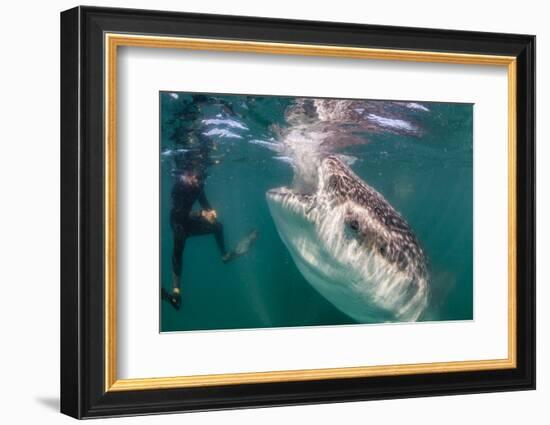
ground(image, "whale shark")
xmin=266 ymin=155 xmax=429 ymax=322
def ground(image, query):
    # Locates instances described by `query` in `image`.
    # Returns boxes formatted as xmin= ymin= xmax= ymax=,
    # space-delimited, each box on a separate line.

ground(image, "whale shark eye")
xmin=344 ymin=219 xmax=361 ymax=240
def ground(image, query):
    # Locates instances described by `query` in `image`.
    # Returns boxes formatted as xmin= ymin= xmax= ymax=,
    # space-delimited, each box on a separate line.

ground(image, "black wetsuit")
xmin=170 ymin=175 xmax=227 ymax=287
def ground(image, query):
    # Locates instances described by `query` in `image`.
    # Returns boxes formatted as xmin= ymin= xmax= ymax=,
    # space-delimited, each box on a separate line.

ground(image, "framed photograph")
xmin=60 ymin=6 xmax=535 ymax=419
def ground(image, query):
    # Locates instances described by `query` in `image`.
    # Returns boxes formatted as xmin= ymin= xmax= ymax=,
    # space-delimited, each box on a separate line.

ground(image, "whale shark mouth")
xmin=266 ymin=156 xmax=429 ymax=323
xmin=266 ymin=187 xmax=316 ymax=218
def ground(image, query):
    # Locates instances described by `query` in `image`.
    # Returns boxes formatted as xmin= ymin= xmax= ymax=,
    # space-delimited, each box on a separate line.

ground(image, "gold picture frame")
xmin=104 ymin=33 xmax=517 ymax=392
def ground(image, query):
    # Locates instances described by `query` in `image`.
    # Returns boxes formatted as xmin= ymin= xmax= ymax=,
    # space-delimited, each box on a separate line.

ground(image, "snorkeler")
xmin=162 ymin=164 xmax=259 ymax=310
xmin=162 ymin=95 xmax=258 ymax=310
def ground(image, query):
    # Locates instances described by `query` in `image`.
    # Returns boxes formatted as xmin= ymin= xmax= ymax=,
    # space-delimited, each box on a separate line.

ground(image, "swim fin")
xmin=234 ymin=229 xmax=259 ymax=255
xmin=223 ymin=229 xmax=259 ymax=263
xmin=161 ymin=288 xmax=181 ymax=310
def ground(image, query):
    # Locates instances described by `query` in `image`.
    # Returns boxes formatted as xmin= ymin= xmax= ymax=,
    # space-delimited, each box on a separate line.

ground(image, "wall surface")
xmin=0 ymin=0 xmax=545 ymax=423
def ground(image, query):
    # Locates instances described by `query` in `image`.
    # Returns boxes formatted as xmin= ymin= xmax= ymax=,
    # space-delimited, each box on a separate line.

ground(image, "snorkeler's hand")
xmin=201 ymin=209 xmax=217 ymax=223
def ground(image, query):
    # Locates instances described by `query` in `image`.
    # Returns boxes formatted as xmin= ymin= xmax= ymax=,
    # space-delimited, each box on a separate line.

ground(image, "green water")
xmin=160 ymin=93 xmax=473 ymax=332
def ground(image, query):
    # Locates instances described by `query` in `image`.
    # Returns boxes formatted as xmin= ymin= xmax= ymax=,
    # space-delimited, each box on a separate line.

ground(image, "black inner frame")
xmin=60 ymin=6 xmax=535 ymax=419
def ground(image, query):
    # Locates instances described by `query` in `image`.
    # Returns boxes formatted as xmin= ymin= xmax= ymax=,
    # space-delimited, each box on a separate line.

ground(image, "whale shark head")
xmin=267 ymin=155 xmax=429 ymax=322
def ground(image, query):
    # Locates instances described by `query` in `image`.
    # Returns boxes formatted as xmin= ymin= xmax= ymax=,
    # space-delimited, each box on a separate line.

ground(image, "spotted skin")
xmin=321 ymin=156 xmax=428 ymax=279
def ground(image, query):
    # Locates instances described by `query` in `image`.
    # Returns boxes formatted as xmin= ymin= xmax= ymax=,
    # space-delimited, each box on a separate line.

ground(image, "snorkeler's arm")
xmin=198 ymin=190 xmax=218 ymax=223
xmin=198 ymin=189 xmax=212 ymax=210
